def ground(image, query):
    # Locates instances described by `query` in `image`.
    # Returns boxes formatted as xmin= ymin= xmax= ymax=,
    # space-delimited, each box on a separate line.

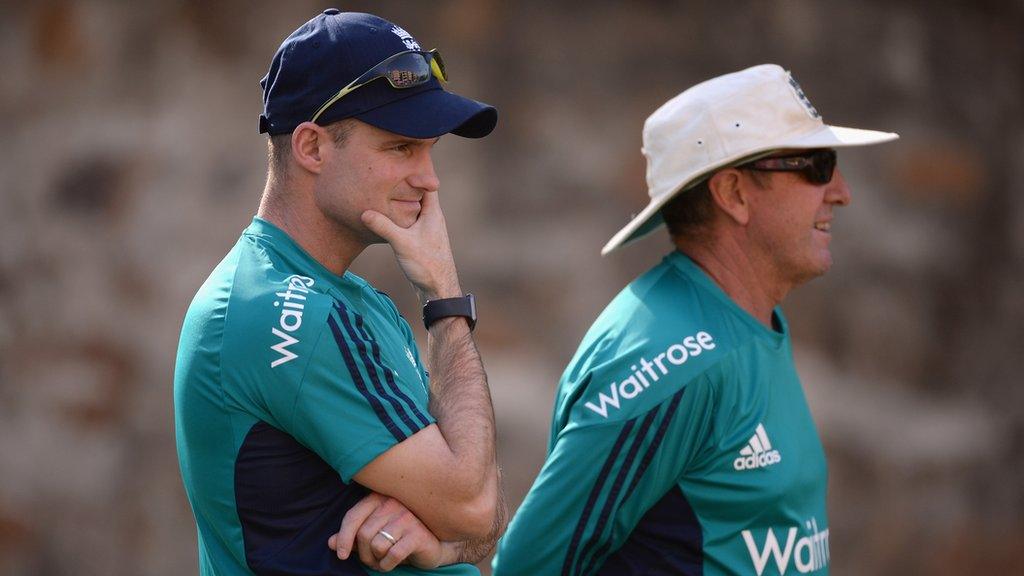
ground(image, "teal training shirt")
xmin=493 ymin=251 xmax=829 ymax=576
xmin=174 ymin=217 xmax=477 ymax=576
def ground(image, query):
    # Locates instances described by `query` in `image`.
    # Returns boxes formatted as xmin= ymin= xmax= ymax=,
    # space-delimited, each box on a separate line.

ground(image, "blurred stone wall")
xmin=0 ymin=0 xmax=1021 ymax=574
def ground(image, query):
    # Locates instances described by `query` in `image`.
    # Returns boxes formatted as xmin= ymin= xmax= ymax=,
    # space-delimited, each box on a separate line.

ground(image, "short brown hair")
xmin=662 ymin=167 xmax=773 ymax=240
xmin=266 ymin=119 xmax=358 ymax=179
xmin=661 ymin=179 xmax=715 ymax=240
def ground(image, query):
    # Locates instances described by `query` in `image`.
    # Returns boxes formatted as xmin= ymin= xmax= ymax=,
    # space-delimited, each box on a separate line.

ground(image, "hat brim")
xmin=787 ymin=124 xmax=898 ymax=149
xmin=600 ymin=124 xmax=898 ymax=255
xmin=355 ymin=87 xmax=497 ymax=139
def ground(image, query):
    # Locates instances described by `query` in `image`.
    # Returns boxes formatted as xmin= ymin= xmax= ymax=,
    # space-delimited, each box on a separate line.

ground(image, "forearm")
xmin=357 ymin=198 xmax=499 ymax=537
xmin=425 ymin=313 xmax=497 ymax=489
xmin=352 ymin=293 xmax=499 ymax=540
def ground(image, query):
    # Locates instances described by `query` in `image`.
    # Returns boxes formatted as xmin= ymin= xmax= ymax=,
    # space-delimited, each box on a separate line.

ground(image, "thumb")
xmin=418 ymin=189 xmax=440 ymax=215
xmin=361 ymin=210 xmax=402 ymax=242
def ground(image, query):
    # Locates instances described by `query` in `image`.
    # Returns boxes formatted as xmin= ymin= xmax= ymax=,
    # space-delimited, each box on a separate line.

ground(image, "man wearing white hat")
xmin=492 ymin=64 xmax=897 ymax=576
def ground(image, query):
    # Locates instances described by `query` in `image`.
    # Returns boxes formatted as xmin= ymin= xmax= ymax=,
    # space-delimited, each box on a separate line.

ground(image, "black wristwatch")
xmin=423 ymin=294 xmax=477 ymax=331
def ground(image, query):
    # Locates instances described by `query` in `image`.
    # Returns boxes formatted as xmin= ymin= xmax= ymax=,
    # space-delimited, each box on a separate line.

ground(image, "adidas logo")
xmin=733 ymin=423 xmax=782 ymax=471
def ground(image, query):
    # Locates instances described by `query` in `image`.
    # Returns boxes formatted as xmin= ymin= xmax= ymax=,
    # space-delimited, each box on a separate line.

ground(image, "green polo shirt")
xmin=174 ymin=217 xmax=477 ymax=576
xmin=493 ymin=251 xmax=829 ymax=576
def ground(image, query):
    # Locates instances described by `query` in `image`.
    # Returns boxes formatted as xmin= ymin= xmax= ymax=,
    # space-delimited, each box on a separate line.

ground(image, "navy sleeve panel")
xmin=235 ymin=421 xmax=370 ymax=575
xmin=596 ymin=486 xmax=703 ymax=576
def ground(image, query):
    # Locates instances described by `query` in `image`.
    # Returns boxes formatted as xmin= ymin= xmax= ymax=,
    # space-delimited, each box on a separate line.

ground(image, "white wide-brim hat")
xmin=602 ymin=64 xmax=899 ymax=255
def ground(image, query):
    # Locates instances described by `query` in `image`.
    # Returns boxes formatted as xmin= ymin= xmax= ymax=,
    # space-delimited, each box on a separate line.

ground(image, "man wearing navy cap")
xmin=175 ymin=10 xmax=502 ymax=575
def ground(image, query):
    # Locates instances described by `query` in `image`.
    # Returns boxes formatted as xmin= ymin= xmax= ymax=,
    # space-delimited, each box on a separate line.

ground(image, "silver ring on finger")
xmin=378 ymin=529 xmax=398 ymax=546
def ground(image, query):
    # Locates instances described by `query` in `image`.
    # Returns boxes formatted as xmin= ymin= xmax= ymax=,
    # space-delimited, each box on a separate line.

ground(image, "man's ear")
xmin=290 ymin=122 xmax=328 ymax=174
xmin=707 ymin=168 xmax=751 ymax=226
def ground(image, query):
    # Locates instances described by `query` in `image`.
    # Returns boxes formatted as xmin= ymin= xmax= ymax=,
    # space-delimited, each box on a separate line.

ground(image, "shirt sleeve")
xmin=492 ymin=373 xmax=716 ymax=576
xmin=397 ymin=303 xmax=431 ymax=388
xmin=286 ymin=303 xmax=435 ymax=483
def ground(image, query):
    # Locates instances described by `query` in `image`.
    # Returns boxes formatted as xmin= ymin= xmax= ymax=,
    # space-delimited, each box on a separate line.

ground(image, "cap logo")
xmin=788 ymin=75 xmax=821 ymax=119
xmin=390 ymin=25 xmax=421 ymax=50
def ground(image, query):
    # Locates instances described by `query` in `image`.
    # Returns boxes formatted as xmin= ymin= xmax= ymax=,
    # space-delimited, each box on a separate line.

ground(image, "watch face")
xmin=467 ymin=294 xmax=477 ymax=329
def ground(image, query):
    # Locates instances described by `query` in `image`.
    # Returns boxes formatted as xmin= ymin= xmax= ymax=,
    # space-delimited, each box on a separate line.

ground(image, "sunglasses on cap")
xmin=739 ymin=149 xmax=837 ymax=184
xmin=310 ymin=49 xmax=447 ymax=124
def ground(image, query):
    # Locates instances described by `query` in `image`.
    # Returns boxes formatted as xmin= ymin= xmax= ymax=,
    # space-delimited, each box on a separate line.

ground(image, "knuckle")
xmin=357 ymin=525 xmax=375 ymax=541
xmin=381 ymin=550 xmax=405 ymax=570
xmin=386 ymin=546 xmax=409 ymax=565
xmin=394 ymin=540 xmax=414 ymax=557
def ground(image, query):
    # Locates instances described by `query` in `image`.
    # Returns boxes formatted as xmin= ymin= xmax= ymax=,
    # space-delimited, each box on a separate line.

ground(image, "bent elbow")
xmin=433 ymin=486 xmax=498 ymax=541
xmin=461 ymin=489 xmax=500 ymax=539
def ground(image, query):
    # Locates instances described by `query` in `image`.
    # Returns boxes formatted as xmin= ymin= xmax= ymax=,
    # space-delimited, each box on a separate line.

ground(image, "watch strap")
xmin=423 ymin=294 xmax=477 ymax=331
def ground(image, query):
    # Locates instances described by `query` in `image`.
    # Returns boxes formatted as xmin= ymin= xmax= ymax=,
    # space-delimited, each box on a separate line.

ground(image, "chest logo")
xmin=734 ymin=423 xmax=782 ymax=471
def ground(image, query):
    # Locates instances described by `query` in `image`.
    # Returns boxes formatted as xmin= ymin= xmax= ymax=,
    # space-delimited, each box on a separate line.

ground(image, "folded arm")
xmin=352 ymin=190 xmax=501 ymax=541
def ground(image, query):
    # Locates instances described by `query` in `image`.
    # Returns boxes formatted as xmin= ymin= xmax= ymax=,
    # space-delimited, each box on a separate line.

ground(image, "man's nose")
xmin=826 ymin=168 xmax=852 ymax=206
xmin=409 ymin=151 xmax=440 ymax=193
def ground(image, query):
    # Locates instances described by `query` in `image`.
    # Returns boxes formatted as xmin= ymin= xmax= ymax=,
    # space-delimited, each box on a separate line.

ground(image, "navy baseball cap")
xmin=259 ymin=10 xmax=497 ymax=139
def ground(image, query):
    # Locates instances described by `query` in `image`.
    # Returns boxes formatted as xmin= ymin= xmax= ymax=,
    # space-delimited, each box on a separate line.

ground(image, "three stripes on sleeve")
xmin=561 ymin=388 xmax=687 ymax=576
xmin=326 ymin=301 xmax=431 ymax=442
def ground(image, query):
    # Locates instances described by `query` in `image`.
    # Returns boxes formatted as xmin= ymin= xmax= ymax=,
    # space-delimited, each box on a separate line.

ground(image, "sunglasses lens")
xmin=311 ymin=51 xmax=448 ymax=124
xmin=810 ymin=150 xmax=837 ymax=183
xmin=429 ymin=50 xmax=447 ymax=81
xmin=378 ymin=53 xmax=432 ymax=88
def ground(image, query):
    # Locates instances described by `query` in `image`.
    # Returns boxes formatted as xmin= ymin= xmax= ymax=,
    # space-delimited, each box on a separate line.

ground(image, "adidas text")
xmin=734 ymin=423 xmax=782 ymax=471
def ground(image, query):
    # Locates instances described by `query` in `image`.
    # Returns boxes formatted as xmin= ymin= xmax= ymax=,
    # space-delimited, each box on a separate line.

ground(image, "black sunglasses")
xmin=739 ymin=149 xmax=837 ymax=184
